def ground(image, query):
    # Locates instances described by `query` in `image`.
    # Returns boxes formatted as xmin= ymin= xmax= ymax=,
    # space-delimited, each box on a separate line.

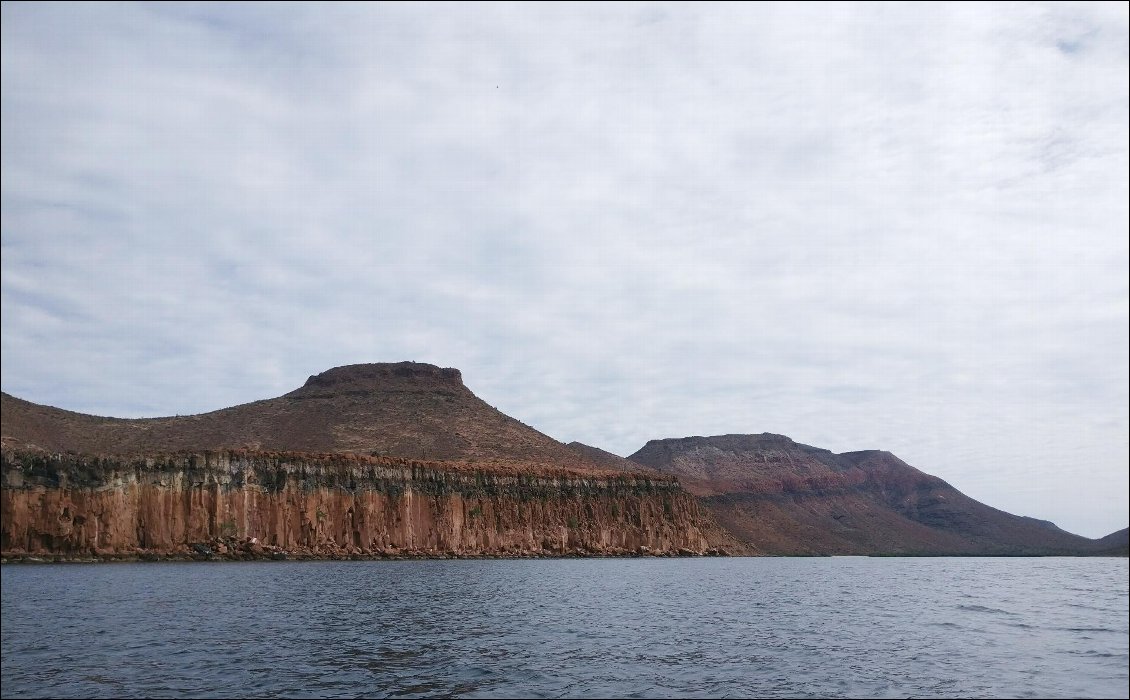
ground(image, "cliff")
xmin=0 ymin=363 xmax=747 ymax=560
xmin=6 ymin=363 xmax=1113 ymax=560
xmin=629 ymin=434 xmax=1106 ymax=556
xmin=1 ymin=449 xmax=728 ymax=560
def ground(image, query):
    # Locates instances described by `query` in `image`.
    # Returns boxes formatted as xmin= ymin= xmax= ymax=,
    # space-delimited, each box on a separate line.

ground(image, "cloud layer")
xmin=3 ymin=3 xmax=1127 ymax=537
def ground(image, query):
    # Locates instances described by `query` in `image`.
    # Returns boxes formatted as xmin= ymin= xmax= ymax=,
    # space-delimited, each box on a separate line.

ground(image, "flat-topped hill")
xmin=628 ymin=433 xmax=1107 ymax=556
xmin=1 ymin=362 xmax=596 ymax=468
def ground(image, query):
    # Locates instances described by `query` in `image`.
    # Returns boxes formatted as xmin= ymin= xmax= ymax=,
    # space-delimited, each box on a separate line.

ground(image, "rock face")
xmin=629 ymin=434 xmax=1109 ymax=556
xmin=0 ymin=364 xmax=738 ymax=560
xmin=1 ymin=450 xmax=722 ymax=559
xmin=6 ymin=364 xmax=1116 ymax=559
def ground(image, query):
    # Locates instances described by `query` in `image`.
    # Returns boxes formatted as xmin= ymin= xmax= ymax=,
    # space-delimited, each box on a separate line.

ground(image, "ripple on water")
xmin=1 ymin=557 xmax=1128 ymax=699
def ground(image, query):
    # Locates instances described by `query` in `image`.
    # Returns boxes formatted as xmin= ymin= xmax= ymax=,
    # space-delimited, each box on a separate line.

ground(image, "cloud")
xmin=2 ymin=2 xmax=1127 ymax=537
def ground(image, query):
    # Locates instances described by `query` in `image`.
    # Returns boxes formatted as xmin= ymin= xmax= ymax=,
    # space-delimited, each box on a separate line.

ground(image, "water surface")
xmin=2 ymin=557 xmax=1126 ymax=698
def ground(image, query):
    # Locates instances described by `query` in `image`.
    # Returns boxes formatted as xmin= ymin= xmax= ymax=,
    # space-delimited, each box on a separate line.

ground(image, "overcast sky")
xmin=2 ymin=2 xmax=1126 ymax=538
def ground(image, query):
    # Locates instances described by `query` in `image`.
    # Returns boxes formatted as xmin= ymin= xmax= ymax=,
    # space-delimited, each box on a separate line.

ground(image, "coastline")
xmin=1 ymin=545 xmax=731 ymax=564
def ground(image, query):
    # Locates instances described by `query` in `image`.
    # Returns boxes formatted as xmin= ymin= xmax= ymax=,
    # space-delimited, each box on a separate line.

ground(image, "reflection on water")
xmin=2 ymin=557 xmax=1127 ymax=698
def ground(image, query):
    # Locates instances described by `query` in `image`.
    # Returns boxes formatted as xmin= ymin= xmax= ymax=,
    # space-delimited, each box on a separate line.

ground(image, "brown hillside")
xmin=566 ymin=442 xmax=661 ymax=474
xmin=629 ymin=434 xmax=1102 ymax=556
xmin=1 ymin=362 xmax=600 ymax=469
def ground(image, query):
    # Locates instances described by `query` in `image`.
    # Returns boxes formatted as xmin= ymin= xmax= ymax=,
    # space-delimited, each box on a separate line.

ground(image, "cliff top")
xmin=0 ymin=446 xmax=678 ymax=484
xmin=636 ymin=433 xmax=799 ymax=450
xmin=287 ymin=362 xmax=466 ymax=397
xmin=628 ymin=433 xmax=904 ymax=475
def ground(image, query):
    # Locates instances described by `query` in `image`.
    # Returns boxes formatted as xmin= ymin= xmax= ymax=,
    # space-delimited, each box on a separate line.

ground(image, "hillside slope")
xmin=0 ymin=363 xmax=739 ymax=559
xmin=1 ymin=362 xmax=592 ymax=467
xmin=1092 ymin=527 xmax=1129 ymax=556
xmin=628 ymin=434 xmax=1106 ymax=555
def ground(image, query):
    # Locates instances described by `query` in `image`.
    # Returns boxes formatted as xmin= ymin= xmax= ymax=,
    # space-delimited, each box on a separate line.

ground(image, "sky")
xmin=2 ymin=2 xmax=1127 ymax=538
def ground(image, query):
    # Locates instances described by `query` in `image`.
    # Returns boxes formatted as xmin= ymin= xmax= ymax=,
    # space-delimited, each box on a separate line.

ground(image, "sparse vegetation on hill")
xmin=1 ymin=363 xmax=1121 ymax=558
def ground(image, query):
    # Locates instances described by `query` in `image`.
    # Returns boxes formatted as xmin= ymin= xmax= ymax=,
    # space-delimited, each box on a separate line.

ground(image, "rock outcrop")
xmin=1 ymin=449 xmax=727 ymax=560
xmin=5 ymin=364 xmax=1118 ymax=559
xmin=0 ymin=362 xmax=743 ymax=560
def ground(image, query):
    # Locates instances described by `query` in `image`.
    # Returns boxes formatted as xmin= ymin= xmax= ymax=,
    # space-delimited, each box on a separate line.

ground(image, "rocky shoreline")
xmin=2 ymin=534 xmax=732 ymax=563
xmin=3 ymin=449 xmax=736 ymax=559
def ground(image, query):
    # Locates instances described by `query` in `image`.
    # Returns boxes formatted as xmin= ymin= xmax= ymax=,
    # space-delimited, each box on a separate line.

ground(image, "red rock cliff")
xmin=1 ymin=450 xmax=724 ymax=559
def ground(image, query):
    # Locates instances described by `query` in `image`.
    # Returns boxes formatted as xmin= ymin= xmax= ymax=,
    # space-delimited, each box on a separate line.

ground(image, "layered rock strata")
xmin=629 ymin=434 xmax=1106 ymax=556
xmin=1 ymin=450 xmax=722 ymax=560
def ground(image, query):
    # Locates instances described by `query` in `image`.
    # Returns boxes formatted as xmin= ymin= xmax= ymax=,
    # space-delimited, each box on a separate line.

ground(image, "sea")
xmin=1 ymin=557 xmax=1126 ymax=699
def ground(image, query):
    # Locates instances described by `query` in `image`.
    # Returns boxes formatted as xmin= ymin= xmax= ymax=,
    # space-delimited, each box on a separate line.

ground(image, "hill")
xmin=1 ymin=363 xmax=735 ymax=560
xmin=628 ymin=433 xmax=1106 ymax=556
xmin=567 ymin=442 xmax=661 ymax=473
xmin=1092 ymin=527 xmax=1129 ymax=556
xmin=3 ymin=367 xmax=1119 ymax=558
xmin=1 ymin=362 xmax=595 ymax=468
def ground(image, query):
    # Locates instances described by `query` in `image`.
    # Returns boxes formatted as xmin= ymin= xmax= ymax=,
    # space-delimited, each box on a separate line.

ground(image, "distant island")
xmin=2 ymin=362 xmax=1125 ymax=561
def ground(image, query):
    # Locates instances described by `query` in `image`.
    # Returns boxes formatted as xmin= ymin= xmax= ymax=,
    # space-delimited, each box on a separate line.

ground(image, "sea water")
xmin=1 ymin=557 xmax=1126 ymax=698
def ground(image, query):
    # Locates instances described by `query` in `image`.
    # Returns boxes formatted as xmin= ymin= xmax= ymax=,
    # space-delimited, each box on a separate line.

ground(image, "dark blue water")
xmin=1 ymin=557 xmax=1126 ymax=698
